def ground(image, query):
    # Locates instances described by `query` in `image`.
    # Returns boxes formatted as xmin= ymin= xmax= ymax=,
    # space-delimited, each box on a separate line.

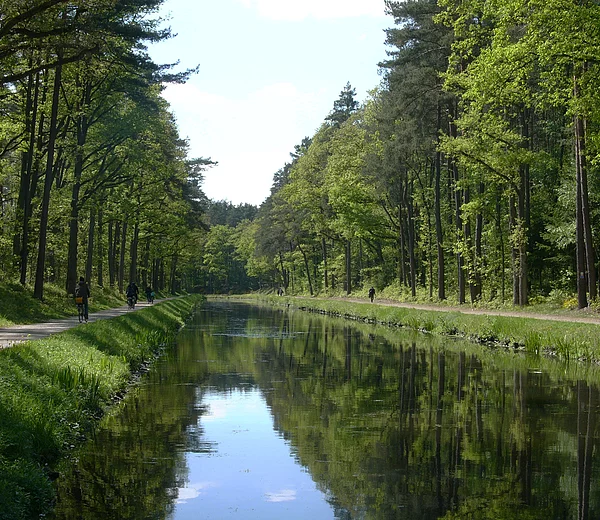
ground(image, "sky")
xmin=148 ymin=0 xmax=391 ymax=206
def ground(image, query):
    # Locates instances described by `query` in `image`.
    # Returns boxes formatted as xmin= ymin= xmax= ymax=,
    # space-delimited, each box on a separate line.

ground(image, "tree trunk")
xmin=574 ymin=107 xmax=595 ymax=303
xmin=66 ymin=180 xmax=81 ymax=294
xmin=159 ymin=258 xmax=165 ymax=291
xmin=119 ymin=221 xmax=127 ymax=291
xmin=518 ymin=109 xmax=530 ymax=306
xmin=472 ymin=181 xmax=484 ymax=302
xmin=509 ymin=195 xmax=520 ymax=305
xmin=97 ymin=207 xmax=103 ymax=287
xmin=109 ymin=220 xmax=120 ymax=287
xmin=518 ymin=177 xmax=529 ymax=306
xmin=15 ymin=67 xmax=35 ymax=261
xmin=85 ymin=206 xmax=95 ymax=284
xmin=450 ymin=127 xmax=465 ymax=304
xmin=18 ymin=70 xmax=41 ymax=286
xmin=406 ymin=184 xmax=417 ymax=297
xmin=345 ymin=239 xmax=351 ymax=295
xmin=66 ymin=79 xmax=92 ymax=295
xmin=298 ymin=243 xmax=314 ymax=296
xmin=142 ymin=238 xmax=150 ymax=288
xmin=576 ymin=143 xmax=588 ymax=309
xmin=34 ymin=54 xmax=63 ymax=300
xmin=278 ymin=251 xmax=288 ymax=289
xmin=152 ymin=258 xmax=158 ymax=291
xmin=579 ymin=124 xmax=596 ymax=301
xmin=13 ymin=68 xmax=33 ymax=259
xmin=435 ymin=110 xmax=445 ymax=300
xmin=170 ymin=255 xmax=178 ymax=294
xmin=463 ymin=186 xmax=475 ymax=303
xmin=398 ymin=205 xmax=407 ymax=288
xmin=129 ymin=221 xmax=139 ymax=283
xmin=496 ymin=190 xmax=506 ymax=302
xmin=321 ymin=236 xmax=328 ymax=289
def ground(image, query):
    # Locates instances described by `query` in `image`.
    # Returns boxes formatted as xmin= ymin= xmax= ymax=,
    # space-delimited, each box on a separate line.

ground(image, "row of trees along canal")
xmin=3 ymin=1 xmax=600 ymax=308
xmin=198 ymin=0 xmax=600 ymax=309
xmin=0 ymin=0 xmax=218 ymax=300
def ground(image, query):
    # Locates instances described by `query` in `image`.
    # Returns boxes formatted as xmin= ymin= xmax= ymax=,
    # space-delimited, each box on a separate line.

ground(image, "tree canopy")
xmin=2 ymin=0 xmax=600 ymax=309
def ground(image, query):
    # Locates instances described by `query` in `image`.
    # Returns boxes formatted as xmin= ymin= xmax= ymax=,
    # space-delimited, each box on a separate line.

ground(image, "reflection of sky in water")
xmin=173 ymin=389 xmax=335 ymax=520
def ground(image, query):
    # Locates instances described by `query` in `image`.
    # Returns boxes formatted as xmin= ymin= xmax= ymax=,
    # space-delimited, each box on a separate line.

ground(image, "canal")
xmin=51 ymin=300 xmax=600 ymax=519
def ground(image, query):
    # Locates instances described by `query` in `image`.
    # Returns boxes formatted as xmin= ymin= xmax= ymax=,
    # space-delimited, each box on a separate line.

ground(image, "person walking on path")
xmin=368 ymin=286 xmax=375 ymax=303
xmin=75 ymin=277 xmax=91 ymax=322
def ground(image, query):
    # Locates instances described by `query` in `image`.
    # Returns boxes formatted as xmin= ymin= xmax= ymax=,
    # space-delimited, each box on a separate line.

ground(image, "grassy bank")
xmin=0 ymin=295 xmax=202 ymax=520
xmin=243 ymin=295 xmax=600 ymax=363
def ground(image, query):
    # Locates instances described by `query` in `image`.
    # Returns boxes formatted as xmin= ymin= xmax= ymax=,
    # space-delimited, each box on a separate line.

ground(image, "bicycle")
xmin=75 ymin=297 xmax=85 ymax=322
xmin=127 ymin=296 xmax=135 ymax=310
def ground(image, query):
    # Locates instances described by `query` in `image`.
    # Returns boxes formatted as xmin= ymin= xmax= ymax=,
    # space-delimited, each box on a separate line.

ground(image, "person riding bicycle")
xmin=145 ymin=285 xmax=154 ymax=303
xmin=75 ymin=276 xmax=91 ymax=322
xmin=126 ymin=281 xmax=139 ymax=306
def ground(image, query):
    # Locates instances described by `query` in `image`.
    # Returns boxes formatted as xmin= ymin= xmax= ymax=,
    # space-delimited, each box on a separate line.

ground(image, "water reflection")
xmin=51 ymin=301 xmax=600 ymax=519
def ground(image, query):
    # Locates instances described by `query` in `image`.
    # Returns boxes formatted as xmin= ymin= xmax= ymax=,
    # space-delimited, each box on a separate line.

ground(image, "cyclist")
xmin=126 ymin=281 xmax=139 ymax=309
xmin=75 ymin=276 xmax=91 ymax=322
xmin=145 ymin=286 xmax=154 ymax=303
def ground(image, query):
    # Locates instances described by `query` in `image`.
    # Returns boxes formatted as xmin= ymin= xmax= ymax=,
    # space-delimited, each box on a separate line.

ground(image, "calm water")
xmin=51 ymin=301 xmax=600 ymax=519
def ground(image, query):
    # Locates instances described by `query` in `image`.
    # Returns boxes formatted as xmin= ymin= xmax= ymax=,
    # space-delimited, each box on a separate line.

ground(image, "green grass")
xmin=236 ymin=294 xmax=600 ymax=364
xmin=0 ymin=295 xmax=202 ymax=520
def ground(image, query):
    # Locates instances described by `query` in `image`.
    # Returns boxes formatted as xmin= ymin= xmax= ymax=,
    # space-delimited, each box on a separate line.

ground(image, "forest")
xmin=2 ymin=0 xmax=600 ymax=308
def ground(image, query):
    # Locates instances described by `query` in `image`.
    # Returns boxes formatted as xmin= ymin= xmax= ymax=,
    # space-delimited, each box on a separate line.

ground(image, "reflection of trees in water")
xmin=221 ymin=305 xmax=600 ymax=519
xmin=578 ymin=382 xmax=597 ymax=520
xmin=51 ymin=334 xmax=212 ymax=520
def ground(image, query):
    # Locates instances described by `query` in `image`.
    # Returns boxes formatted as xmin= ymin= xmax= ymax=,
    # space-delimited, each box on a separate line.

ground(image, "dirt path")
xmin=0 ymin=301 xmax=158 ymax=349
xmin=326 ymin=296 xmax=600 ymax=325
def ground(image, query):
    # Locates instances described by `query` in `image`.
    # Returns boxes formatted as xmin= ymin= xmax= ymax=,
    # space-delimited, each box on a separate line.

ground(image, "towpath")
xmin=331 ymin=297 xmax=600 ymax=325
xmin=0 ymin=301 xmax=157 ymax=349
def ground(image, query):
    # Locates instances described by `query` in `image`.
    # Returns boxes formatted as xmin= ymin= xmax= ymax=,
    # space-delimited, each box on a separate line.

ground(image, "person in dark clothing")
xmin=126 ymin=282 xmax=139 ymax=305
xmin=75 ymin=276 xmax=91 ymax=321
xmin=368 ymin=286 xmax=375 ymax=303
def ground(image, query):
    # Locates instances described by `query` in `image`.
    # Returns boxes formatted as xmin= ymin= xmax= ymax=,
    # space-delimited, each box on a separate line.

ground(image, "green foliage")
xmin=0 ymin=0 xmax=207 ymax=301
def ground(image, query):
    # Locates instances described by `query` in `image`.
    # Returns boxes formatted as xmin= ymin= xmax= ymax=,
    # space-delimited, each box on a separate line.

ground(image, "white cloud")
xmin=264 ymin=489 xmax=297 ymax=502
xmin=236 ymin=0 xmax=386 ymax=21
xmin=161 ymin=81 xmax=325 ymax=205
xmin=202 ymin=399 xmax=229 ymax=422
xmin=176 ymin=482 xmax=217 ymax=503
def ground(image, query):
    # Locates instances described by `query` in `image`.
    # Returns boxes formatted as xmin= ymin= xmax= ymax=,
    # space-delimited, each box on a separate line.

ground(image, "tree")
xmin=325 ymin=82 xmax=359 ymax=127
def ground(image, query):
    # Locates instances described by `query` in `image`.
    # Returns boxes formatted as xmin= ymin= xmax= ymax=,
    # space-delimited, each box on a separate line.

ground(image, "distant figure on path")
xmin=278 ymin=287 xmax=284 ymax=296
xmin=126 ymin=281 xmax=139 ymax=304
xmin=75 ymin=276 xmax=91 ymax=322
xmin=368 ymin=286 xmax=375 ymax=303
